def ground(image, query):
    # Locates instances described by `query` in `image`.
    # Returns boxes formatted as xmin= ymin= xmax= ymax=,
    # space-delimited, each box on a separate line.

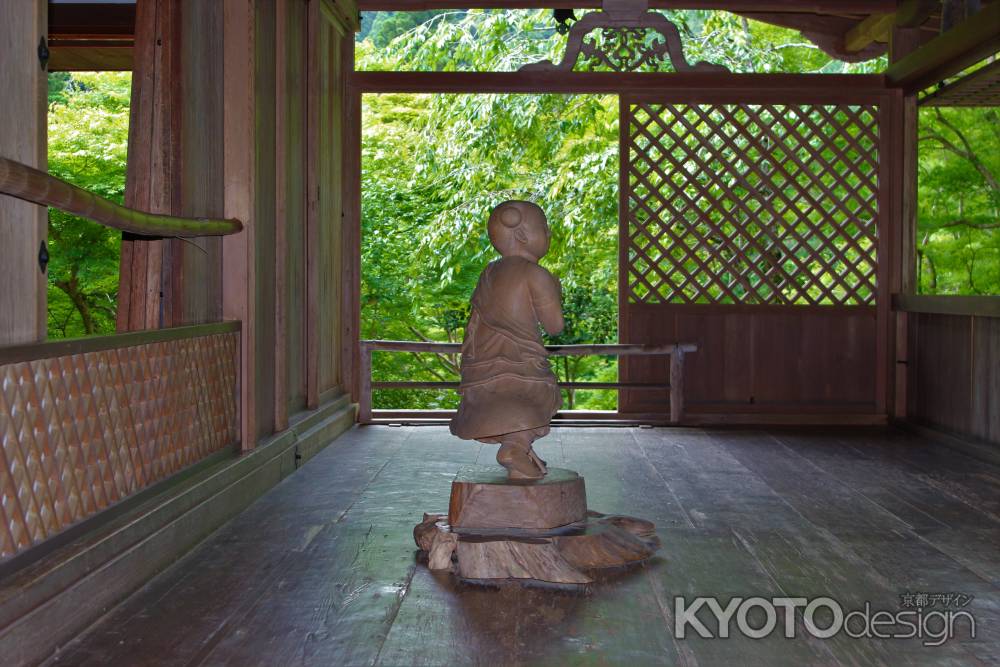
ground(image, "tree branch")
xmin=931 ymin=109 xmax=1000 ymax=197
xmin=936 ymin=218 xmax=1000 ymax=230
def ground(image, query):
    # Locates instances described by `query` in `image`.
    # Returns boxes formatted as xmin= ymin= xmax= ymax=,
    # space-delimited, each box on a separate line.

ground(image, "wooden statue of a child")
xmin=450 ymin=201 xmax=564 ymax=480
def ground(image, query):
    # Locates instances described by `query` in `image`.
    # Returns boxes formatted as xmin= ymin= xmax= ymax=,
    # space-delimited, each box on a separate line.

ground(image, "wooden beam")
xmin=920 ymin=57 xmax=1000 ymax=106
xmin=357 ymin=1 xmax=898 ymax=12
xmin=886 ymin=1 xmax=1000 ymax=92
xmin=48 ymin=2 xmax=135 ymax=37
xmin=893 ymin=294 xmax=1000 ymax=318
xmin=844 ymin=0 xmax=937 ymax=53
xmin=352 ymin=70 xmax=888 ymax=95
xmin=48 ymin=45 xmax=133 ymax=71
xmin=0 ymin=0 xmax=47 ymax=345
xmin=844 ymin=12 xmax=896 ymax=52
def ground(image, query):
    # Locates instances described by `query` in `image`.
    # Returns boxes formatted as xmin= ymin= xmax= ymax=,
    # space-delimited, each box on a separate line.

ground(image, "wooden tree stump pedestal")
xmin=414 ymin=466 xmax=660 ymax=587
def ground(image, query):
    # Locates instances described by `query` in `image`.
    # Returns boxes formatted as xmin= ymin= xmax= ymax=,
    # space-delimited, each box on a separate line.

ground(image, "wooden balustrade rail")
xmin=0 ymin=156 xmax=242 ymax=237
xmin=358 ymin=339 xmax=698 ymax=425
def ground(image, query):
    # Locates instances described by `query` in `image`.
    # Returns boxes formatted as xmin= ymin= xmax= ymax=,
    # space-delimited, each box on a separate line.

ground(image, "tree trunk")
xmin=563 ymin=356 xmax=575 ymax=411
xmin=55 ymin=274 xmax=95 ymax=335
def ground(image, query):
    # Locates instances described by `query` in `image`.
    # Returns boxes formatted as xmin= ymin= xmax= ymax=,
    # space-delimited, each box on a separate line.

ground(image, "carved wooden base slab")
xmin=415 ymin=467 xmax=660 ymax=587
xmin=449 ymin=466 xmax=587 ymax=530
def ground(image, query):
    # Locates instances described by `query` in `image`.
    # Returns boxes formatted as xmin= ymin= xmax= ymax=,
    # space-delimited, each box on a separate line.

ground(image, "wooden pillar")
xmin=889 ymin=28 xmax=921 ymax=419
xmin=117 ymin=0 xmax=183 ymax=332
xmin=343 ymin=37 xmax=362 ymax=405
xmin=0 ymin=0 xmax=47 ymax=345
xmin=274 ymin=0 xmax=290 ymax=431
xmin=224 ymin=0 xmax=257 ymax=450
xmin=305 ymin=0 xmax=321 ymax=410
xmin=890 ymin=26 xmax=922 ymax=419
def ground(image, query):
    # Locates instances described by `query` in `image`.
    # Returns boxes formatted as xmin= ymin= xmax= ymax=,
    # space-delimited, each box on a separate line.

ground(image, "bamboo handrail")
xmin=0 ymin=156 xmax=243 ymax=237
xmin=358 ymin=339 xmax=698 ymax=425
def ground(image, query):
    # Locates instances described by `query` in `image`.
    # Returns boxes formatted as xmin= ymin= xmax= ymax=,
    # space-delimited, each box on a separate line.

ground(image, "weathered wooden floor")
xmin=48 ymin=427 xmax=999 ymax=666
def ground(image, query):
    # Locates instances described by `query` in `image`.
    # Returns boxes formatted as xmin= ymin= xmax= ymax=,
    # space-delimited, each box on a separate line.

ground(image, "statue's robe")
xmin=450 ymin=256 xmax=563 ymax=442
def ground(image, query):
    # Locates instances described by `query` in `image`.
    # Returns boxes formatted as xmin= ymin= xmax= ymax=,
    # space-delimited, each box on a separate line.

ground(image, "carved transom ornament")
xmin=521 ymin=0 xmax=728 ymax=73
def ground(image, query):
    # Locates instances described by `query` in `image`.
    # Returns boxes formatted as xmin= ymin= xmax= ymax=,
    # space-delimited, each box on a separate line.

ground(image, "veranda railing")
xmin=358 ymin=340 xmax=698 ymax=425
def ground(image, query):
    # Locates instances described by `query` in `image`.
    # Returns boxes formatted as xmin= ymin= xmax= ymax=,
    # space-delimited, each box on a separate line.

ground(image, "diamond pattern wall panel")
xmin=0 ymin=331 xmax=239 ymax=562
xmin=625 ymin=102 xmax=880 ymax=305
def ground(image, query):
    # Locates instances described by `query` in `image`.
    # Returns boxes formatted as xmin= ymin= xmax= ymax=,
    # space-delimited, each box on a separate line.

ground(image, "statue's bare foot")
xmin=497 ymin=442 xmax=545 ymax=480
xmin=527 ymin=447 xmax=548 ymax=475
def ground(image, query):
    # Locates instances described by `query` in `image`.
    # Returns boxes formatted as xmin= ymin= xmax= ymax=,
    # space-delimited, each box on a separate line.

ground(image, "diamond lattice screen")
xmin=0 ymin=331 xmax=239 ymax=562
xmin=625 ymin=102 xmax=880 ymax=305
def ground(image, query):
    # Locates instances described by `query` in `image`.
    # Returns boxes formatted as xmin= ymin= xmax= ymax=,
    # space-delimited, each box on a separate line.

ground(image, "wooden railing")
xmin=358 ymin=340 xmax=698 ymax=425
xmin=892 ymin=293 xmax=1000 ymax=318
xmin=0 ymin=156 xmax=242 ymax=236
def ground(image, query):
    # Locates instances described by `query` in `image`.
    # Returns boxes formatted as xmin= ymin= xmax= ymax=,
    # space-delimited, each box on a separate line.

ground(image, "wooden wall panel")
xmin=0 ymin=0 xmax=47 ymax=345
xmin=222 ymin=0 xmax=257 ymax=450
xmin=254 ymin=0 xmax=278 ymax=439
xmin=316 ymin=3 xmax=346 ymax=396
xmin=908 ymin=312 xmax=999 ymax=445
xmin=282 ymin=0 xmax=309 ymax=416
xmin=622 ymin=306 xmax=877 ymax=414
xmin=177 ymin=0 xmax=225 ymax=325
xmin=971 ymin=316 xmax=1000 ymax=443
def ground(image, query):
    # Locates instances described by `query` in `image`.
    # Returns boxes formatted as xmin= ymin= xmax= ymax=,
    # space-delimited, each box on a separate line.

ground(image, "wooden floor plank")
xmin=46 ymin=426 xmax=415 ymax=666
xmin=43 ymin=426 xmax=1000 ymax=667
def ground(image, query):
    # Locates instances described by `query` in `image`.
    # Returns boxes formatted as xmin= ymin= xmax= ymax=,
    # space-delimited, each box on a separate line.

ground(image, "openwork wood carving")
xmin=624 ymin=101 xmax=880 ymax=306
xmin=0 ymin=329 xmax=239 ymax=561
xmin=521 ymin=0 xmax=727 ymax=74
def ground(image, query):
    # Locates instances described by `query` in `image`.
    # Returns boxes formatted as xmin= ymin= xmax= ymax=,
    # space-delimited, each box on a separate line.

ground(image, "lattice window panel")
xmin=0 ymin=331 xmax=239 ymax=562
xmin=625 ymin=102 xmax=879 ymax=305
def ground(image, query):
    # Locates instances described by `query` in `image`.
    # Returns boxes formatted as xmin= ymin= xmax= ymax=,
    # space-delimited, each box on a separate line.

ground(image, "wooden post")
xmin=0 ymin=0 xmax=47 ymax=345
xmin=669 ymin=347 xmax=684 ymax=424
xmin=223 ymin=0 xmax=257 ymax=449
xmin=117 ymin=0 xmax=183 ymax=332
xmin=274 ymin=0 xmax=289 ymax=431
xmin=358 ymin=341 xmax=372 ymax=424
xmin=890 ymin=25 xmax=922 ymax=419
xmin=343 ymin=40 xmax=362 ymax=405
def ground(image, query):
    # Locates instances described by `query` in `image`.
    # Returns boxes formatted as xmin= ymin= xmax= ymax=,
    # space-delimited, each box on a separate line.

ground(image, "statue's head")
xmin=487 ymin=200 xmax=551 ymax=262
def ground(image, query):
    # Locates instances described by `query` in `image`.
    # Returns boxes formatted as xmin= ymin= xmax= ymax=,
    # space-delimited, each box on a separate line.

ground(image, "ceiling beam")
xmin=843 ymin=0 xmax=936 ymax=52
xmin=357 ymin=1 xmax=900 ymax=13
xmin=844 ymin=13 xmax=896 ymax=51
xmin=886 ymin=0 xmax=1000 ymax=91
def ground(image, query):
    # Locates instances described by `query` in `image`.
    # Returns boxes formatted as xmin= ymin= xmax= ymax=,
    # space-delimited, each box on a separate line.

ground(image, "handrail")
xmin=0 ymin=156 xmax=243 ymax=237
xmin=892 ymin=294 xmax=1000 ymax=318
xmin=0 ymin=321 xmax=241 ymax=365
xmin=358 ymin=339 xmax=698 ymax=425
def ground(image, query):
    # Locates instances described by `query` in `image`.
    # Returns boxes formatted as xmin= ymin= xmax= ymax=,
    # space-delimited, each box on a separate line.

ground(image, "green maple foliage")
xmin=46 ymin=72 xmax=130 ymax=338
